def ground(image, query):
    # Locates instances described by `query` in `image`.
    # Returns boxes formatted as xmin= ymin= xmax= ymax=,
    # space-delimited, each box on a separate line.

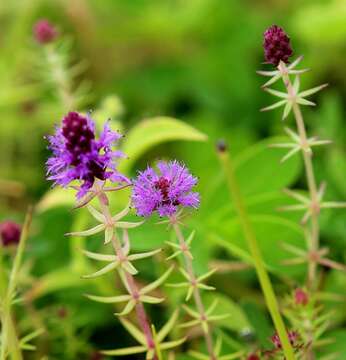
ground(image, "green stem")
xmin=278 ymin=61 xmax=320 ymax=290
xmin=0 ymin=208 xmax=32 ymax=360
xmin=171 ymin=222 xmax=216 ymax=360
xmin=217 ymin=148 xmax=295 ymax=360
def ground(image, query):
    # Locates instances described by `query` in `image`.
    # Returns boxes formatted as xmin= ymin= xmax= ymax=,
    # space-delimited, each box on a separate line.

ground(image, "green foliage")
xmin=0 ymin=0 xmax=345 ymax=359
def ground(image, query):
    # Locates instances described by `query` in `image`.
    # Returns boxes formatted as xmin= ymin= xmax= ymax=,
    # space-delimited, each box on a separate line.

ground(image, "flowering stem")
xmin=171 ymin=221 xmax=216 ymax=360
xmin=96 ymin=189 xmax=158 ymax=360
xmin=217 ymin=148 xmax=295 ymax=360
xmin=278 ymin=61 xmax=320 ymax=289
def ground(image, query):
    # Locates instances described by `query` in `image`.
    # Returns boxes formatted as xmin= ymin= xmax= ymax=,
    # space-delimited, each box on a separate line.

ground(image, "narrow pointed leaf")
xmin=215 ymin=336 xmax=222 ymax=355
xmin=288 ymin=55 xmax=303 ymax=69
xmin=197 ymin=268 xmax=217 ymax=282
xmin=296 ymin=97 xmax=316 ymax=106
xmin=263 ymin=87 xmax=288 ymax=99
xmin=293 ymin=76 xmax=300 ymax=93
xmin=179 ymin=319 xmax=200 ymax=328
xmin=197 ymin=283 xmax=215 ymax=291
xmin=87 ymin=205 xmax=105 ymax=222
xmin=182 ymin=304 xmax=199 ymax=318
xmin=256 ymin=69 xmax=278 ymax=76
xmin=104 ymin=226 xmax=113 ymax=244
xmin=166 ymin=250 xmax=181 ymax=260
xmin=82 ymin=249 xmax=116 ymax=262
xmin=85 ymin=293 xmax=131 ymax=304
xmin=157 ymin=310 xmax=179 ymax=342
xmin=284 ymin=127 xmax=300 ymax=142
xmin=129 ymin=248 xmax=162 ymax=261
xmin=82 ymin=261 xmax=119 ymax=279
xmin=189 ymin=350 xmax=210 ymax=360
xmin=102 ymin=345 xmax=147 ymax=356
xmin=282 ymin=101 xmax=293 ymax=120
xmin=299 ymin=84 xmax=328 ymax=98
xmin=206 ymin=299 xmax=219 ymax=316
xmin=166 ymin=282 xmax=189 ymax=288
xmin=112 ymin=205 xmax=130 ymax=222
xmin=140 ymin=295 xmax=164 ymax=304
xmin=281 ymin=147 xmax=300 ymax=163
xmin=116 ymin=221 xmax=145 ymax=229
xmin=114 ymin=299 xmax=136 ymax=316
xmin=261 ymin=99 xmax=287 ymax=112
xmin=159 ymin=337 xmax=186 ymax=350
xmin=146 ymin=349 xmax=155 ymax=360
xmin=165 ymin=240 xmax=180 ymax=250
xmin=20 ymin=329 xmax=44 ymax=345
xmin=119 ymin=318 xmax=147 ymax=345
xmin=121 ymin=261 xmax=138 ymax=275
xmin=186 ymin=230 xmax=195 ymax=245
xmin=186 ymin=286 xmax=194 ymax=301
xmin=66 ymin=223 xmax=104 ymax=237
xmin=140 ymin=266 xmax=174 ymax=295
xmin=262 ymin=73 xmax=282 ymax=87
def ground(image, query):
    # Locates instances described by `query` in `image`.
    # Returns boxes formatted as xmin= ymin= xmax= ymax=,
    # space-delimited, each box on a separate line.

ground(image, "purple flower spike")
xmin=263 ymin=25 xmax=293 ymax=66
xmin=46 ymin=111 xmax=129 ymax=198
xmin=33 ymin=19 xmax=57 ymax=44
xmin=132 ymin=160 xmax=199 ymax=217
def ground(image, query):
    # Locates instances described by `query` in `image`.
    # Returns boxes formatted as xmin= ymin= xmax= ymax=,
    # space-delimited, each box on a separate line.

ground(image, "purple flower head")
xmin=0 ymin=221 xmax=21 ymax=247
xmin=132 ymin=160 xmax=199 ymax=217
xmin=33 ymin=19 xmax=57 ymax=44
xmin=46 ymin=111 xmax=129 ymax=198
xmin=263 ymin=25 xmax=293 ymax=66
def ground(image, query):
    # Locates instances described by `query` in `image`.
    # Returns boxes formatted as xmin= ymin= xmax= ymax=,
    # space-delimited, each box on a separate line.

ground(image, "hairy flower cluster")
xmin=33 ymin=19 xmax=57 ymax=44
xmin=132 ymin=161 xmax=199 ymax=217
xmin=46 ymin=112 xmax=128 ymax=198
xmin=263 ymin=25 xmax=293 ymax=66
xmin=0 ymin=221 xmax=21 ymax=247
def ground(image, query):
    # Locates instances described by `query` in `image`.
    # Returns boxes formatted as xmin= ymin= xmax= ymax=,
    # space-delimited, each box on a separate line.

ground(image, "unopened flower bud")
xmin=0 ymin=221 xmax=21 ymax=247
xmin=216 ymin=139 xmax=228 ymax=153
xmin=263 ymin=25 xmax=293 ymax=66
xmin=33 ymin=19 xmax=57 ymax=44
xmin=294 ymin=288 xmax=309 ymax=306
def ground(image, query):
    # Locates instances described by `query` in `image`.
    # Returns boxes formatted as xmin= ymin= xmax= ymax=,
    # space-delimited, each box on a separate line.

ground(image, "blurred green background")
xmin=0 ymin=0 xmax=345 ymax=359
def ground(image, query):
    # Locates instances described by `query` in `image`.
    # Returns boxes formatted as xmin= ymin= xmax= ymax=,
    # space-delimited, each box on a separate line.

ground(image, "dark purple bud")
xmin=263 ymin=25 xmax=293 ymax=66
xmin=216 ymin=139 xmax=228 ymax=153
xmin=33 ymin=19 xmax=57 ymax=44
xmin=294 ymin=288 xmax=309 ymax=306
xmin=0 ymin=221 xmax=21 ymax=247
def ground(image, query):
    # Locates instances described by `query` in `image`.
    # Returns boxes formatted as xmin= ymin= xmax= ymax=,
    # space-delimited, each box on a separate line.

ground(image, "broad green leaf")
xmin=120 ymin=116 xmax=207 ymax=172
xmin=212 ymin=215 xmax=305 ymax=277
xmin=203 ymin=293 xmax=252 ymax=334
xmin=233 ymin=137 xmax=302 ymax=197
xmin=37 ymin=187 xmax=75 ymax=212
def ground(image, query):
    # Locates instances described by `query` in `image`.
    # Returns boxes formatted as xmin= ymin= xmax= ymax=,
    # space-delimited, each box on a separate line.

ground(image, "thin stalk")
xmin=96 ymin=190 xmax=158 ymax=360
xmin=0 ymin=208 xmax=32 ymax=360
xmin=278 ymin=61 xmax=320 ymax=289
xmin=171 ymin=221 xmax=216 ymax=360
xmin=218 ymin=149 xmax=295 ymax=360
